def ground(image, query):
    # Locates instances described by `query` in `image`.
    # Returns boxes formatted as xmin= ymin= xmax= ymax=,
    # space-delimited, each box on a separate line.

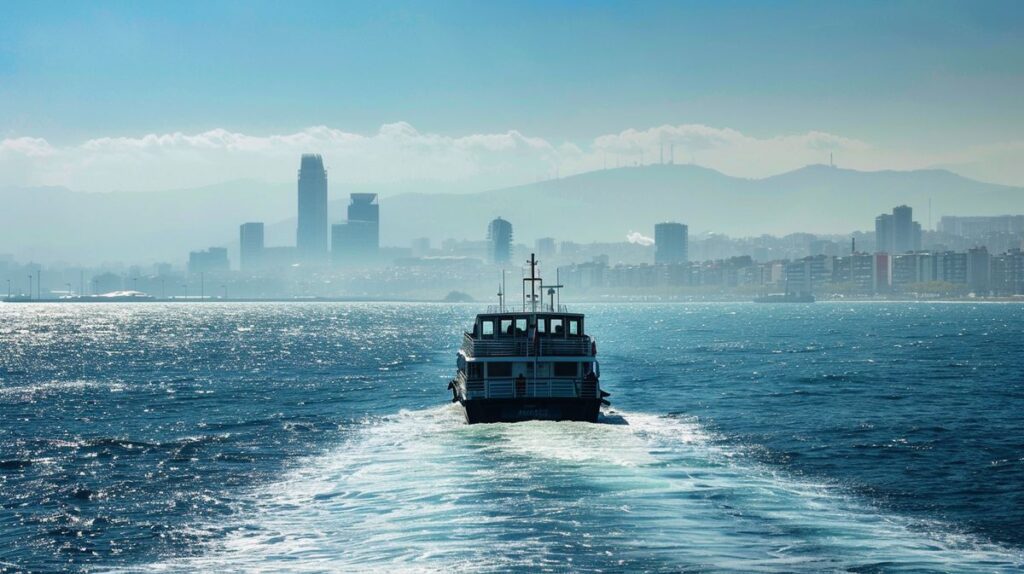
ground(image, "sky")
xmin=1 ymin=0 xmax=1023 ymax=192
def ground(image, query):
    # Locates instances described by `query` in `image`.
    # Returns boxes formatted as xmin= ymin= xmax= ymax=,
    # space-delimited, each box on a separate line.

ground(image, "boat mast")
xmin=523 ymin=253 xmax=542 ymax=312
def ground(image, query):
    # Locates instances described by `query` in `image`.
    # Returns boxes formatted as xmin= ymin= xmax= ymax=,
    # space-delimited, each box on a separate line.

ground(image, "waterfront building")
xmin=332 ymin=193 xmax=380 ymax=266
xmin=188 ymin=247 xmax=229 ymax=274
xmin=991 ymin=249 xmax=1024 ymax=295
xmin=488 ymin=217 xmax=513 ymax=265
xmin=296 ymin=154 xmax=329 ymax=262
xmin=935 ymin=251 xmax=968 ymax=285
xmin=239 ymin=222 xmax=265 ymax=271
xmin=967 ymin=246 xmax=991 ymax=295
xmin=654 ymin=222 xmax=688 ymax=264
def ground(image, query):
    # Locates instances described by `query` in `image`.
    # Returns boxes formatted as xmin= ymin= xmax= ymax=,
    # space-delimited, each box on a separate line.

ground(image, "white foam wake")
xmin=124 ymin=406 xmax=1023 ymax=573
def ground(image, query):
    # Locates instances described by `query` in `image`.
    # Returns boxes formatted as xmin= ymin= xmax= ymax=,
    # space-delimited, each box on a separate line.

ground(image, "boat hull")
xmin=459 ymin=397 xmax=602 ymax=424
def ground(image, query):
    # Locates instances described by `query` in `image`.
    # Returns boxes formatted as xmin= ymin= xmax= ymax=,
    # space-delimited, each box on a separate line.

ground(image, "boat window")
xmin=554 ymin=362 xmax=577 ymax=377
xmin=481 ymin=320 xmax=494 ymax=338
xmin=500 ymin=319 xmax=513 ymax=336
xmin=568 ymin=319 xmax=580 ymax=336
xmin=537 ymin=318 xmax=546 ymax=334
xmin=488 ymin=362 xmax=512 ymax=377
xmin=515 ymin=318 xmax=527 ymax=334
xmin=550 ymin=318 xmax=564 ymax=336
xmin=468 ymin=362 xmax=484 ymax=380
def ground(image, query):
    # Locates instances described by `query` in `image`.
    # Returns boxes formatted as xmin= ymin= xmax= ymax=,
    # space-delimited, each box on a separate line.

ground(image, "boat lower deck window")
xmin=467 ymin=362 xmax=484 ymax=380
xmin=554 ymin=362 xmax=577 ymax=377
xmin=487 ymin=362 xmax=512 ymax=377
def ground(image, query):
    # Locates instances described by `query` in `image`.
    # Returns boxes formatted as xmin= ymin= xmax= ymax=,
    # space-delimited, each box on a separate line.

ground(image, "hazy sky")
xmin=1 ymin=1 xmax=1023 ymax=192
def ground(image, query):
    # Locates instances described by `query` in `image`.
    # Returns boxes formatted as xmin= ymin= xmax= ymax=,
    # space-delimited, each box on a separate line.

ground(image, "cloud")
xmin=626 ymin=232 xmax=655 ymax=246
xmin=1 ymin=122 xmax=1020 ymax=192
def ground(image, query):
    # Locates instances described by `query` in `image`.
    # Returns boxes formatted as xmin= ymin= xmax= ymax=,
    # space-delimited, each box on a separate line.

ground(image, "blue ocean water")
xmin=1 ymin=302 xmax=1022 ymax=573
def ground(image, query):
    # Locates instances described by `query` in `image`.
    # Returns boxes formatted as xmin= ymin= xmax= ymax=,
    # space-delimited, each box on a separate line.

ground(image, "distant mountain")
xmin=377 ymin=164 xmax=1024 ymax=245
xmin=2 ymin=165 xmax=1022 ymax=265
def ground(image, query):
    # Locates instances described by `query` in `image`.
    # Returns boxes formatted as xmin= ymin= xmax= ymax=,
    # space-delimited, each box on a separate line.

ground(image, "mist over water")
xmin=1 ymin=303 xmax=1023 ymax=572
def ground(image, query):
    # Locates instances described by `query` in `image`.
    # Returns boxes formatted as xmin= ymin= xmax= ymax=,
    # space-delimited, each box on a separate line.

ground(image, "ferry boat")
xmin=448 ymin=255 xmax=609 ymax=424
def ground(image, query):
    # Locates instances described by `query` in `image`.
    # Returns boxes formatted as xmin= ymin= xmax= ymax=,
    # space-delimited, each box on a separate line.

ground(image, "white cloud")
xmin=626 ymin=231 xmax=655 ymax=246
xmin=1 ymin=122 xmax=1020 ymax=192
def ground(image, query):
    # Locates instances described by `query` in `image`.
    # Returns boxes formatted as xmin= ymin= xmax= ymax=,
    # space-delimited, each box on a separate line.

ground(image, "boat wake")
xmin=127 ymin=405 xmax=1023 ymax=573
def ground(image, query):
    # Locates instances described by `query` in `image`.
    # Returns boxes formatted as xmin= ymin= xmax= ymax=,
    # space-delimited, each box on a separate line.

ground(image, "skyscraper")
xmin=535 ymin=237 xmax=557 ymax=259
xmin=296 ymin=154 xmax=328 ymax=262
xmin=893 ymin=205 xmax=914 ymax=253
xmin=239 ymin=222 xmax=264 ymax=271
xmin=331 ymin=193 xmax=380 ymax=266
xmin=875 ymin=213 xmax=894 ymax=253
xmin=488 ymin=217 xmax=513 ymax=264
xmin=654 ymin=222 xmax=688 ymax=264
xmin=876 ymin=206 xmax=922 ymax=254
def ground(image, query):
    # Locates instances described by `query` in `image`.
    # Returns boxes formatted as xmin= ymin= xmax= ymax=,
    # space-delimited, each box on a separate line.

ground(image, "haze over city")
xmin=2 ymin=1 xmax=1024 ymax=301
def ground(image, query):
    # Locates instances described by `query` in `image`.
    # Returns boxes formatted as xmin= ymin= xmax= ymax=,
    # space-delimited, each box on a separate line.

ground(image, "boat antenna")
xmin=502 ymin=269 xmax=507 ymax=312
xmin=521 ymin=263 xmax=526 ymax=311
xmin=523 ymin=253 xmax=542 ymax=312
xmin=540 ymin=269 xmax=564 ymax=313
xmin=497 ymin=282 xmax=504 ymax=312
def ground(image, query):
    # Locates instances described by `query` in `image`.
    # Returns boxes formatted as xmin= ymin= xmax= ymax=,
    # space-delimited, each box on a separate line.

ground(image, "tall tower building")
xmin=875 ymin=213 xmax=894 ymax=253
xmin=892 ymin=205 xmax=914 ymax=253
xmin=296 ymin=154 xmax=328 ymax=261
xmin=239 ymin=222 xmax=265 ymax=271
xmin=654 ymin=222 xmax=688 ymax=264
xmin=488 ymin=217 xmax=513 ymax=265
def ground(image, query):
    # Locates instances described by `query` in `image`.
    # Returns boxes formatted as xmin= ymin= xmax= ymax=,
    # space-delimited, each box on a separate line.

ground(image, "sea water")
xmin=1 ymin=302 xmax=1022 ymax=572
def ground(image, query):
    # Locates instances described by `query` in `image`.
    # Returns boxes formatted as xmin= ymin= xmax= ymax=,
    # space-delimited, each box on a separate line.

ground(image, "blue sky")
xmin=1 ymin=1 xmax=1023 ymax=191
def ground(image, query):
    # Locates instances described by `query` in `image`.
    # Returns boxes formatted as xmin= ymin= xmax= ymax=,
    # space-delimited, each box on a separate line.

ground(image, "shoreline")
xmin=3 ymin=296 xmax=1024 ymax=305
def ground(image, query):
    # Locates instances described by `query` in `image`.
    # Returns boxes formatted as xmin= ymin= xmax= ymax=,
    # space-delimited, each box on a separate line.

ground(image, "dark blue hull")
xmin=460 ymin=398 xmax=602 ymax=424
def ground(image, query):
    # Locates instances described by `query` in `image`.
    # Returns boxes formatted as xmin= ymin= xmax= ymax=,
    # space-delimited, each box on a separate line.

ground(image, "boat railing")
xmin=461 ymin=333 xmax=592 ymax=357
xmin=462 ymin=377 xmax=599 ymax=400
xmin=484 ymin=304 xmax=569 ymax=313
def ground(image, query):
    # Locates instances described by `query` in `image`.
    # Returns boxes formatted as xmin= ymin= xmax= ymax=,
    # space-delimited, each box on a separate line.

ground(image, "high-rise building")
xmin=332 ymin=193 xmax=380 ymax=266
xmin=296 ymin=154 xmax=328 ymax=261
xmin=654 ymin=222 xmax=688 ymax=264
xmin=875 ymin=213 xmax=894 ymax=253
xmin=893 ymin=205 xmax=914 ymax=253
xmin=535 ymin=237 xmax=557 ymax=260
xmin=967 ymin=246 xmax=991 ymax=295
xmin=876 ymin=206 xmax=922 ymax=254
xmin=488 ymin=217 xmax=513 ymax=264
xmin=239 ymin=222 xmax=265 ymax=271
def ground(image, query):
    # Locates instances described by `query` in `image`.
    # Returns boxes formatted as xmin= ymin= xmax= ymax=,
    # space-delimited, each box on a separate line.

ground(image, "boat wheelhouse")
xmin=449 ymin=255 xmax=609 ymax=424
